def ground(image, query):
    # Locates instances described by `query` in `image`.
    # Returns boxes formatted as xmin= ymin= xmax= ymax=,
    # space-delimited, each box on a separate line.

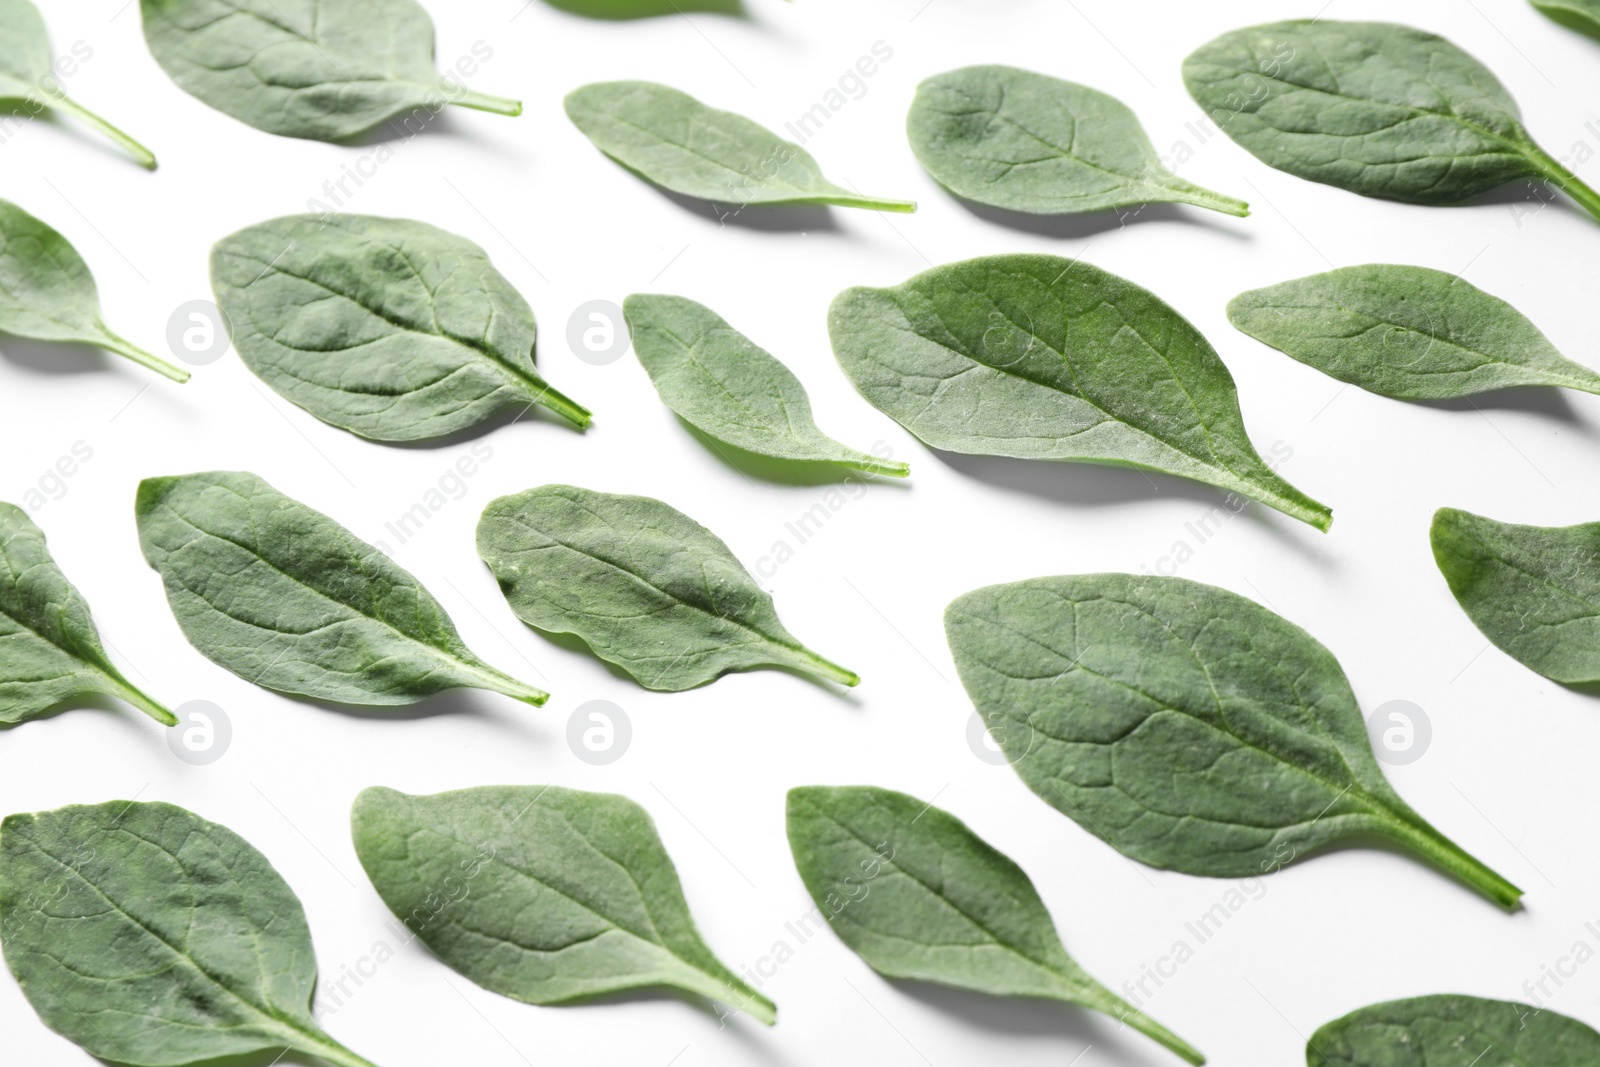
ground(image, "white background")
xmin=3 ymin=1 xmax=1600 ymax=1065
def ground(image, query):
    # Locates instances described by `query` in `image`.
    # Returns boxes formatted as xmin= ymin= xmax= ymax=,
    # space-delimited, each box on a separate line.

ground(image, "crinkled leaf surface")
xmin=828 ymin=253 xmax=1331 ymax=530
xmin=944 ymin=574 xmax=1520 ymax=908
xmin=565 ymin=81 xmax=916 ymax=212
xmin=351 ymin=785 xmax=775 ymax=1024
xmin=1229 ymin=265 xmax=1600 ymax=399
xmin=1431 ymin=507 xmax=1600 ymax=685
xmin=1310 ymin=994 xmax=1600 ymax=1065
xmin=136 ymin=470 xmax=548 ymax=707
xmin=0 ymin=503 xmax=174 ymax=726
xmin=908 ymin=65 xmax=1247 ymax=217
xmin=140 ymin=0 xmax=521 ymax=140
xmin=1533 ymin=0 xmax=1600 ymax=42
xmin=477 ymin=484 xmax=857 ymax=691
xmin=212 ymin=214 xmax=590 ymax=441
xmin=786 ymin=785 xmax=1204 ymax=1065
xmin=624 ymin=293 xmax=908 ymax=477
xmin=0 ymin=800 xmax=378 ymax=1067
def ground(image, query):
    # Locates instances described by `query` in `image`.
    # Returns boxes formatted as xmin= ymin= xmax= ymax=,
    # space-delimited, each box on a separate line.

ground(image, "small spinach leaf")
xmin=828 ymin=253 xmax=1331 ymax=530
xmin=0 ymin=199 xmax=188 ymax=382
xmin=565 ymin=81 xmax=916 ymax=213
xmin=945 ymin=573 xmax=1521 ymax=909
xmin=624 ymin=293 xmax=908 ymax=477
xmin=0 ymin=503 xmax=175 ymax=727
xmin=140 ymin=0 xmax=520 ymax=141
xmin=1228 ymin=264 xmax=1600 ymax=399
xmin=137 ymin=470 xmax=548 ymax=708
xmin=1311 ymin=994 xmax=1600 ymax=1065
xmin=1532 ymin=0 xmax=1600 ymax=42
xmin=211 ymin=214 xmax=590 ymax=441
xmin=0 ymin=800 xmax=380 ymax=1067
xmin=908 ymin=65 xmax=1246 ymax=217
xmin=0 ymin=0 xmax=156 ymax=167
xmin=787 ymin=786 xmax=1205 ymax=1065
xmin=351 ymin=785 xmax=776 ymax=1025
xmin=476 ymin=484 xmax=857 ymax=691
xmin=1431 ymin=507 xmax=1600 ymax=685
xmin=1183 ymin=21 xmax=1600 ymax=222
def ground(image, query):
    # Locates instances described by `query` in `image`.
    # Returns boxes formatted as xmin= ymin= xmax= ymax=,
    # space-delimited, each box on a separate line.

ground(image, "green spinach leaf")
xmin=1431 ymin=507 xmax=1600 ymax=685
xmin=0 ymin=0 xmax=156 ymax=167
xmin=211 ymin=214 xmax=590 ymax=440
xmin=945 ymin=573 xmax=1521 ymax=909
xmin=624 ymin=293 xmax=908 ymax=477
xmin=1310 ymin=994 xmax=1600 ymax=1065
xmin=477 ymin=484 xmax=857 ymax=691
xmin=786 ymin=785 xmax=1204 ymax=1065
xmin=140 ymin=0 xmax=520 ymax=141
xmin=1228 ymin=264 xmax=1600 ymax=400
xmin=908 ymin=65 xmax=1246 ymax=217
xmin=351 ymin=785 xmax=776 ymax=1025
xmin=565 ymin=81 xmax=916 ymax=213
xmin=0 ymin=199 xmax=188 ymax=382
xmin=828 ymin=253 xmax=1331 ymax=530
xmin=137 ymin=470 xmax=548 ymax=708
xmin=0 ymin=503 xmax=174 ymax=727
xmin=1532 ymin=0 xmax=1600 ymax=42
xmin=0 ymin=800 xmax=379 ymax=1067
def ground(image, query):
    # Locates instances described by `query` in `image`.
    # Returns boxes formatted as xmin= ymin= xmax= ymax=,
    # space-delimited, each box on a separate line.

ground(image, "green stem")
xmin=466 ymin=661 xmax=550 ymax=707
xmin=1089 ymin=988 xmax=1206 ymax=1066
xmin=283 ymin=1028 xmax=382 ymax=1067
xmin=1175 ymin=184 xmax=1250 ymax=218
xmin=1385 ymin=815 xmax=1523 ymax=912
xmin=51 ymin=95 xmax=158 ymax=170
xmin=97 ymin=327 xmax=191 ymax=384
xmin=105 ymin=675 xmax=178 ymax=727
xmin=783 ymin=647 xmax=860 ymax=688
xmin=532 ymin=382 xmax=593 ymax=429
xmin=1526 ymin=140 xmax=1600 ymax=224
xmin=449 ymin=88 xmax=523 ymax=117
xmin=827 ymin=194 xmax=919 ymax=214
xmin=842 ymin=456 xmax=911 ymax=478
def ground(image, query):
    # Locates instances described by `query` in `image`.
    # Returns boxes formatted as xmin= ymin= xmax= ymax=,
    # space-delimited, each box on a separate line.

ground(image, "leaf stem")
xmin=532 ymin=383 xmax=593 ymax=429
xmin=1175 ymin=185 xmax=1250 ymax=218
xmin=841 ymin=456 xmax=911 ymax=478
xmin=105 ymin=675 xmax=178 ymax=727
xmin=465 ymin=661 xmax=550 ymax=707
xmin=828 ymin=194 xmax=919 ymax=214
xmin=96 ymin=327 xmax=191 ymax=384
xmin=284 ymin=1028 xmax=383 ymax=1067
xmin=1526 ymin=140 xmax=1600 ymax=224
xmin=783 ymin=647 xmax=860 ymax=687
xmin=449 ymin=88 xmax=524 ymax=117
xmin=1385 ymin=815 xmax=1523 ymax=911
xmin=50 ymin=96 xmax=158 ymax=170
xmin=1088 ymin=988 xmax=1206 ymax=1065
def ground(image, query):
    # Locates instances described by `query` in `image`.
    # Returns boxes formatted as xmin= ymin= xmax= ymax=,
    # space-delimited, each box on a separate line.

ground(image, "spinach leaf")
xmin=624 ymin=293 xmax=908 ymax=477
xmin=0 ymin=504 xmax=175 ymax=727
xmin=1183 ymin=21 xmax=1600 ymax=222
xmin=945 ymin=574 xmax=1521 ymax=909
xmin=1311 ymin=994 xmax=1600 ymax=1065
xmin=828 ymin=253 xmax=1331 ymax=530
xmin=136 ymin=470 xmax=549 ymax=708
xmin=786 ymin=785 xmax=1204 ymax=1065
xmin=908 ymin=65 xmax=1247 ymax=217
xmin=1532 ymin=0 xmax=1600 ymax=42
xmin=1431 ymin=507 xmax=1600 ymax=685
xmin=476 ymin=484 xmax=857 ymax=691
xmin=0 ymin=0 xmax=156 ymax=167
xmin=565 ymin=81 xmax=916 ymax=213
xmin=351 ymin=785 xmax=776 ymax=1025
xmin=0 ymin=800 xmax=379 ymax=1067
xmin=140 ymin=0 xmax=520 ymax=141
xmin=0 ymin=199 xmax=189 ymax=383
xmin=1228 ymin=264 xmax=1600 ymax=400
xmin=211 ymin=214 xmax=590 ymax=441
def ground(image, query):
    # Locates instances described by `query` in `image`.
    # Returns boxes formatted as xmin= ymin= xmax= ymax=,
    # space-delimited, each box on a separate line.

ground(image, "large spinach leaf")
xmin=829 ymin=253 xmax=1331 ymax=529
xmin=0 ymin=800 xmax=379 ymax=1067
xmin=945 ymin=574 xmax=1520 ymax=909
xmin=137 ymin=471 xmax=548 ymax=707
xmin=787 ymin=785 xmax=1204 ymax=1064
xmin=351 ymin=785 xmax=776 ymax=1024
xmin=1311 ymin=994 xmax=1600 ymax=1065
xmin=477 ymin=484 xmax=857 ymax=691
xmin=1533 ymin=0 xmax=1600 ymax=42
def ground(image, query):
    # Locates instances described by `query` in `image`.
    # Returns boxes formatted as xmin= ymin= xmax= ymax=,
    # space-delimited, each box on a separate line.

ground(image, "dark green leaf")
xmin=945 ymin=573 xmax=1521 ymax=909
xmin=624 ymin=293 xmax=908 ymax=477
xmin=1310 ymin=994 xmax=1600 ymax=1065
xmin=476 ymin=484 xmax=857 ymax=691
xmin=565 ymin=81 xmax=916 ymax=213
xmin=908 ymin=65 xmax=1247 ymax=217
xmin=136 ymin=470 xmax=548 ymax=708
xmin=1228 ymin=264 xmax=1600 ymax=400
xmin=828 ymin=253 xmax=1332 ymax=530
xmin=211 ymin=214 xmax=590 ymax=441
xmin=351 ymin=785 xmax=776 ymax=1024
xmin=0 ymin=800 xmax=379 ymax=1067
xmin=1431 ymin=507 xmax=1600 ymax=685
xmin=786 ymin=785 xmax=1204 ymax=1065
xmin=1532 ymin=0 xmax=1600 ymax=43
xmin=140 ymin=0 xmax=521 ymax=140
